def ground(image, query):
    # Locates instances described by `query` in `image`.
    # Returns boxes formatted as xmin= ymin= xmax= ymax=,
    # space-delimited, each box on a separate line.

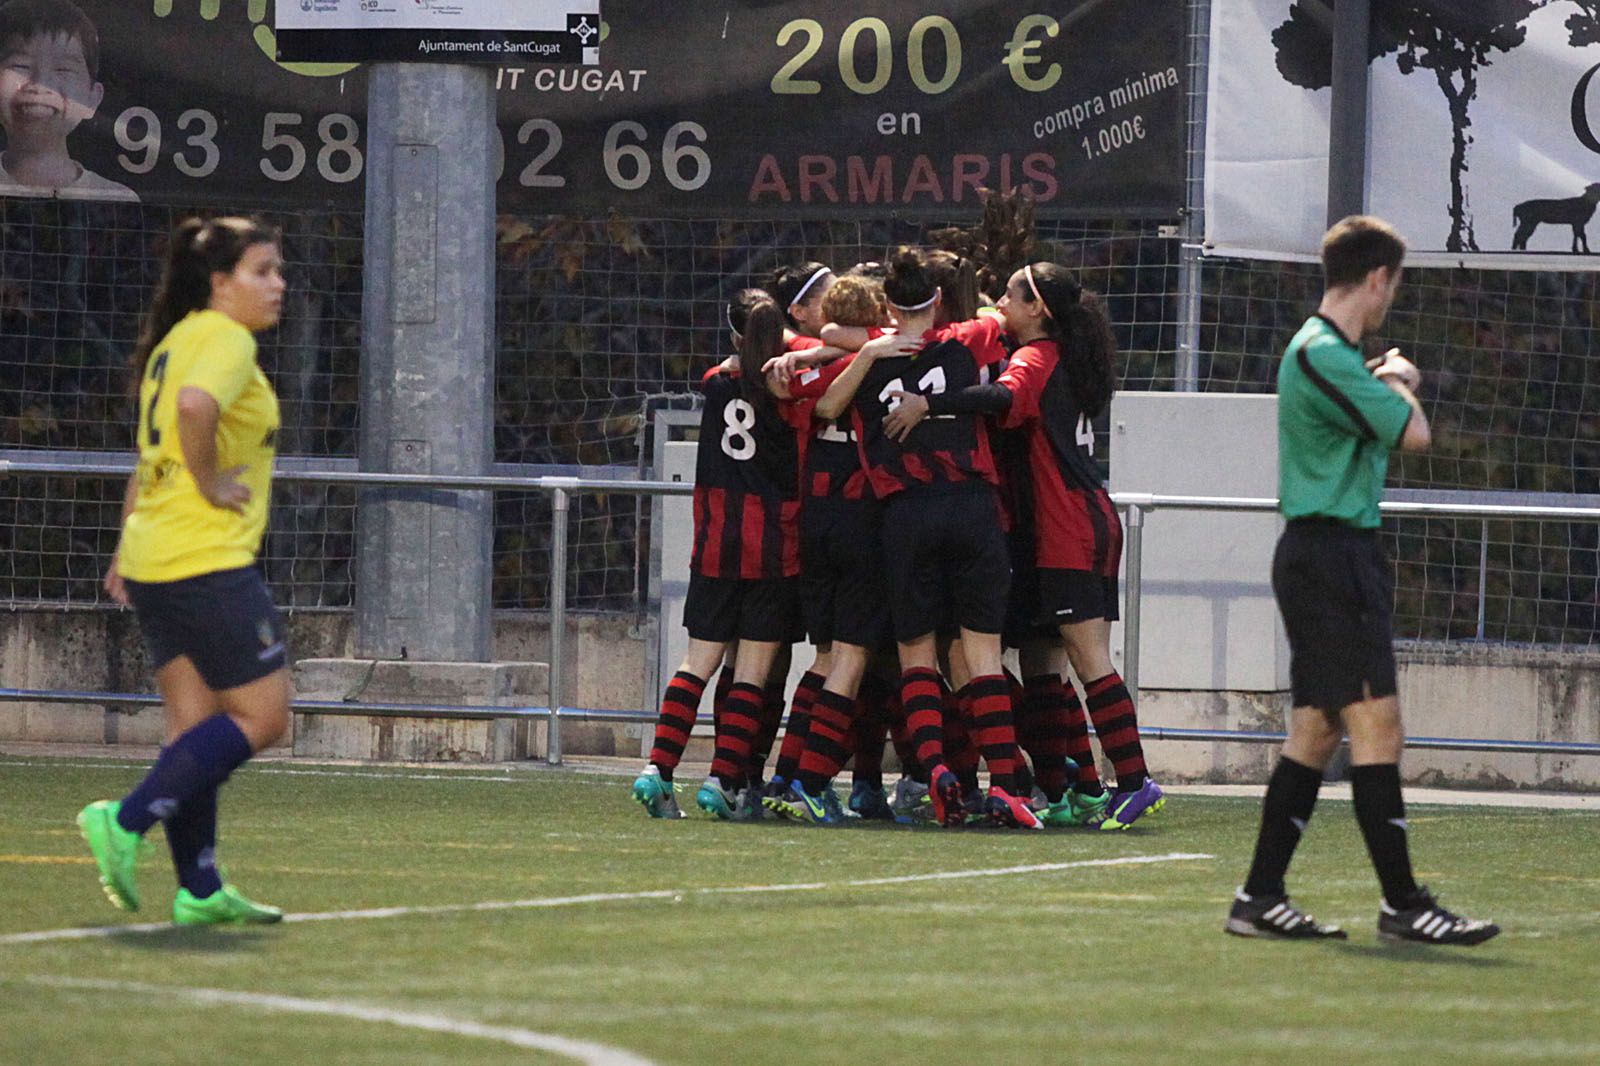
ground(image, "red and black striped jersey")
xmin=997 ymin=340 xmax=1122 ymax=576
xmin=690 ymin=367 xmax=811 ymax=580
xmin=790 ymin=356 xmax=871 ymax=502
xmin=850 ymin=316 xmax=1007 ymax=500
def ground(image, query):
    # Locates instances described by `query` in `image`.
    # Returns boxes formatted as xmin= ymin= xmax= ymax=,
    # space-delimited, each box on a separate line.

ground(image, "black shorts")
xmin=1037 ymin=568 xmax=1120 ymax=625
xmin=684 ymin=572 xmax=803 ymax=644
xmin=880 ymin=486 xmax=1010 ymax=642
xmin=800 ymin=499 xmax=892 ymax=648
xmin=1003 ymin=530 xmax=1057 ymax=648
xmin=1272 ymin=519 xmax=1397 ymax=712
xmin=125 ymin=566 xmax=287 ymax=691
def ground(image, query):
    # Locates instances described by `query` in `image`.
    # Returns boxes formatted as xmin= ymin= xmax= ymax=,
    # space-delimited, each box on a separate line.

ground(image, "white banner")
xmin=1207 ymin=1 xmax=1600 ymax=270
xmin=274 ymin=0 xmax=600 ymax=64
xmin=276 ymin=0 xmax=596 ymax=31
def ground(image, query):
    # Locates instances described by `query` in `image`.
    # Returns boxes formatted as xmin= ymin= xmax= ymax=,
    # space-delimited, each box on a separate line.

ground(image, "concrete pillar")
xmin=355 ymin=64 xmax=496 ymax=662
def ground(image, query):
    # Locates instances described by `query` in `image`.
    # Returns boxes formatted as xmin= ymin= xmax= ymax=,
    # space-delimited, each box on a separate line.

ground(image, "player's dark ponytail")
xmin=1026 ymin=262 xmax=1117 ymax=418
xmin=737 ymin=298 xmax=786 ymax=408
xmin=129 ymin=216 xmax=280 ymax=397
xmin=926 ymin=250 xmax=978 ymax=323
xmin=882 ymin=246 xmax=939 ymax=312
xmin=767 ymin=261 xmax=832 ymax=330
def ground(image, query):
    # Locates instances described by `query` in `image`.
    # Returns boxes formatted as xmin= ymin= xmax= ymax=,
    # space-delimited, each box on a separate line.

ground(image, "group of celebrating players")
xmin=631 ymin=198 xmax=1165 ymax=832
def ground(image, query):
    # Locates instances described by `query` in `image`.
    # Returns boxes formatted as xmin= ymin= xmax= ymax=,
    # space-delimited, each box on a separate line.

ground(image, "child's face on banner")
xmin=0 ymin=32 xmax=103 ymax=140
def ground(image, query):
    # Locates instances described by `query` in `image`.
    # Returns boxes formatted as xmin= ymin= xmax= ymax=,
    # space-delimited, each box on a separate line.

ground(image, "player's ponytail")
xmin=1026 ymin=262 xmax=1117 ymax=418
xmin=736 ymin=298 xmax=786 ymax=407
xmin=926 ymin=250 xmax=978 ymax=324
xmin=129 ymin=216 xmax=280 ymax=397
xmin=882 ymin=246 xmax=939 ymax=313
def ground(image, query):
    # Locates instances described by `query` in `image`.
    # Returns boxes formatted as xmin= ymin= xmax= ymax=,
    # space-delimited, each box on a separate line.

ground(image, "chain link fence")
xmin=3 ymin=196 xmax=1596 ymax=646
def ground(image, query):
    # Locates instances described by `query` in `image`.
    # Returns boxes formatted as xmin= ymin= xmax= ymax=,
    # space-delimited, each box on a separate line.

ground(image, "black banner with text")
xmin=0 ymin=1 xmax=1184 ymax=216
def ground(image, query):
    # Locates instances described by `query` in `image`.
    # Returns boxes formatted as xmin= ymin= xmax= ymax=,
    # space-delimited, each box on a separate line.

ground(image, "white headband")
xmin=889 ymin=287 xmax=940 ymax=312
xmin=790 ymin=267 xmax=832 ymax=307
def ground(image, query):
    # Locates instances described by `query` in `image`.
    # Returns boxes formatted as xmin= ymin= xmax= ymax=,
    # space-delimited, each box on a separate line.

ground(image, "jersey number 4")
xmin=1075 ymin=413 xmax=1095 ymax=456
xmin=720 ymin=398 xmax=757 ymax=460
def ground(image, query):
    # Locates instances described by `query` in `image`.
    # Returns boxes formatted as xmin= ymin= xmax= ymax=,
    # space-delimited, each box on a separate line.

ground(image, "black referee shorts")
xmin=881 ymin=485 xmax=1010 ymax=642
xmin=684 ymin=572 xmax=803 ymax=645
xmin=799 ymin=499 xmax=892 ymax=649
xmin=1272 ymin=518 xmax=1397 ymax=713
xmin=124 ymin=565 xmax=287 ymax=691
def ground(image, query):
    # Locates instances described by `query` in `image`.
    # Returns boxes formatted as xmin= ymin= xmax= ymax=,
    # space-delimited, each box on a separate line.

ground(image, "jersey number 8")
xmin=720 ymin=399 xmax=757 ymax=460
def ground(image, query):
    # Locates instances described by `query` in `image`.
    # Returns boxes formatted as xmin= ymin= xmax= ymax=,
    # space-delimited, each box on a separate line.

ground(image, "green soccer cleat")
xmin=1067 ymin=788 xmax=1112 ymax=827
xmin=76 ymin=799 xmax=144 ymax=912
xmin=696 ymin=777 xmax=739 ymax=819
xmin=632 ymin=765 xmax=686 ymax=819
xmin=173 ymin=884 xmax=284 ymax=926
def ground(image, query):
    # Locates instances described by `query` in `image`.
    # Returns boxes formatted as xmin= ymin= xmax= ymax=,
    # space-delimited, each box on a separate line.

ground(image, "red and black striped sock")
xmin=1085 ymin=672 xmax=1147 ymax=792
xmin=747 ymin=679 xmax=787 ymax=782
xmin=708 ymin=681 xmax=763 ymax=789
xmin=1021 ymin=673 xmax=1075 ymax=802
xmin=648 ymin=670 xmax=706 ymax=781
xmin=797 ymin=688 xmax=856 ymax=794
xmin=773 ymin=670 xmax=823 ymax=784
xmin=710 ymin=665 xmax=734 ymax=736
xmin=899 ymin=667 xmax=946 ymax=779
xmin=887 ymin=694 xmax=925 ymax=784
xmin=851 ymin=674 xmax=893 ymax=790
xmin=1061 ymin=682 xmax=1102 ymax=794
xmin=967 ymin=674 xmax=1020 ymax=796
xmin=943 ymin=684 xmax=981 ymax=791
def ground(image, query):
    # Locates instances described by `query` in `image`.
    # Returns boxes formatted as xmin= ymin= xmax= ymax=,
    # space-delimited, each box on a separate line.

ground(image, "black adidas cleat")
xmin=1378 ymin=887 xmax=1500 ymax=946
xmin=1225 ymin=889 xmax=1348 ymax=940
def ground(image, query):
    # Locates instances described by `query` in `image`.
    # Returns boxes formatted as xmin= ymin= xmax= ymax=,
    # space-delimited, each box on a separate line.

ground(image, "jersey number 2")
xmin=720 ymin=399 xmax=757 ymax=460
xmin=145 ymin=351 xmax=170 ymax=446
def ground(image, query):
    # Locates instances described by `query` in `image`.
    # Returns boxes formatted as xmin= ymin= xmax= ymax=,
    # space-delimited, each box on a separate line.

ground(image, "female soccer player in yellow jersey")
xmin=77 ymin=216 xmax=290 ymax=926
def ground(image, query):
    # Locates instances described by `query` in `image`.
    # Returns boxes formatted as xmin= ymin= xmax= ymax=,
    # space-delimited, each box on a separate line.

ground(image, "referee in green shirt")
xmin=1225 ymin=216 xmax=1499 ymax=946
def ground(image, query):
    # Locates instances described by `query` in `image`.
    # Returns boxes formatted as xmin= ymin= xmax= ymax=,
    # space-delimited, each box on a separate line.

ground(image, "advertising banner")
xmin=0 ymin=1 xmax=1185 ymax=217
xmin=273 ymin=0 xmax=600 ymax=65
xmin=1207 ymin=0 xmax=1600 ymax=269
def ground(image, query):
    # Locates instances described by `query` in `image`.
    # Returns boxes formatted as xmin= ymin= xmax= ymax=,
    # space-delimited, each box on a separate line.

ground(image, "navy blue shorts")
xmin=684 ymin=572 xmax=803 ymax=645
xmin=125 ymin=566 xmax=288 ymax=691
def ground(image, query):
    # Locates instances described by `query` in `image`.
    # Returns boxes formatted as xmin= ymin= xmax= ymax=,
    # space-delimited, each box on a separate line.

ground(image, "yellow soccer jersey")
xmin=118 ymin=310 xmax=280 ymax=583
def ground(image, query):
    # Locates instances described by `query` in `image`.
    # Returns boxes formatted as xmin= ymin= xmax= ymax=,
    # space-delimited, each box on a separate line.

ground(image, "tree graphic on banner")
xmin=1273 ymin=1 xmax=1548 ymax=252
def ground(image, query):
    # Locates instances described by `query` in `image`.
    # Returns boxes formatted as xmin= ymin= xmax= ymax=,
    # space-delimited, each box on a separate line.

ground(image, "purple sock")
xmin=117 ymin=715 xmax=251 ymax=835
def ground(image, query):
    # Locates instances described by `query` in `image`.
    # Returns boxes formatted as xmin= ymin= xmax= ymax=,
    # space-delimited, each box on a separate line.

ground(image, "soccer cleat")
xmin=1040 ymin=795 xmax=1079 ymax=827
xmin=173 ymin=884 xmax=284 ymax=926
xmin=763 ymin=781 xmax=841 ymax=826
xmin=929 ymin=768 xmax=966 ymax=828
xmin=848 ymin=782 xmax=896 ymax=821
xmin=1377 ymin=887 xmax=1500 ymax=946
xmin=1069 ymin=788 xmax=1111 ymax=827
xmin=890 ymin=777 xmax=934 ymax=824
xmin=819 ymin=784 xmax=846 ymax=823
xmin=987 ymin=787 xmax=1044 ymax=830
xmin=1224 ymin=889 xmax=1348 ymax=940
xmin=76 ymin=799 xmax=144 ymax=912
xmin=695 ymin=777 xmax=740 ymax=820
xmin=1098 ymin=778 xmax=1166 ymax=831
xmin=730 ymin=784 xmax=766 ymax=822
xmin=632 ymin=766 xmax=686 ymax=819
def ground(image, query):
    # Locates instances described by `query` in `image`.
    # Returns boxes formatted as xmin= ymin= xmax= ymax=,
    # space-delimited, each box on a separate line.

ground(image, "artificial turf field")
xmin=1 ymin=755 xmax=1597 ymax=1066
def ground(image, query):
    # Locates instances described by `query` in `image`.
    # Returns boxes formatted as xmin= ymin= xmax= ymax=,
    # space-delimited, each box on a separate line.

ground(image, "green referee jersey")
xmin=1277 ymin=314 xmax=1414 ymax=529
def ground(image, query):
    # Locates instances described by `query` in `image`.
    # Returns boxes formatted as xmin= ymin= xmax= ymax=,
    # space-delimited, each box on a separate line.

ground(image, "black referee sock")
xmin=1242 ymin=755 xmax=1322 ymax=899
xmin=1349 ymin=762 xmax=1420 ymax=910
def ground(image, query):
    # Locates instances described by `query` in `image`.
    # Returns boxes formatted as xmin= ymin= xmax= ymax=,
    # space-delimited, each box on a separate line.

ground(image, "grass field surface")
xmin=1 ymin=755 xmax=1596 ymax=1066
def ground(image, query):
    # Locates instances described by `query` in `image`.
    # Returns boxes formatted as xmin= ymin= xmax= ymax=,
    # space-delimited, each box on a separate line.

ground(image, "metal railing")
xmin=4 ymin=455 xmax=1598 ymax=766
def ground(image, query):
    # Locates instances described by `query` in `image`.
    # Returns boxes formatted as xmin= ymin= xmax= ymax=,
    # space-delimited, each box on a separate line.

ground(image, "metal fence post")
xmin=1123 ymin=503 xmax=1145 ymax=706
xmin=1477 ymin=518 xmax=1489 ymax=640
xmin=547 ymin=486 xmax=570 ymax=765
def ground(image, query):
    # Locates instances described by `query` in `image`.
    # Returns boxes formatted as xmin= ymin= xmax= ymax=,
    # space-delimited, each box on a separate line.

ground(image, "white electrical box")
xmin=1109 ymin=392 xmax=1290 ymax=692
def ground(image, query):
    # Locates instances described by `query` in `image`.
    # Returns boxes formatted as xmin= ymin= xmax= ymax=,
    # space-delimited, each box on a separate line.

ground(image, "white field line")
xmin=0 ymin=759 xmax=524 ymax=783
xmin=14 ymin=975 xmax=656 ymax=1066
xmin=0 ymin=852 xmax=1212 ymax=946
